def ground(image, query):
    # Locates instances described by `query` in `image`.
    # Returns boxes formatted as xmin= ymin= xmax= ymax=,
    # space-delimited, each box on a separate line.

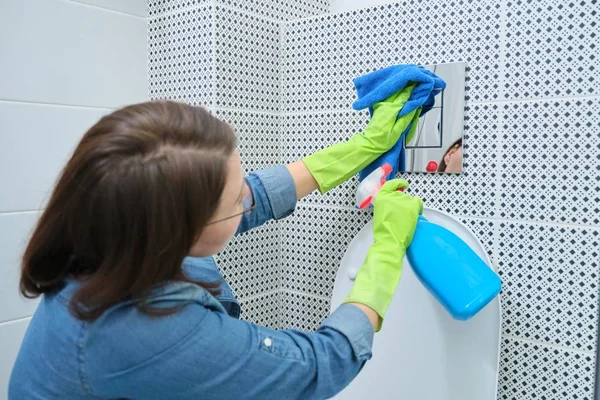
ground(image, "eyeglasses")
xmin=205 ymin=181 xmax=255 ymax=225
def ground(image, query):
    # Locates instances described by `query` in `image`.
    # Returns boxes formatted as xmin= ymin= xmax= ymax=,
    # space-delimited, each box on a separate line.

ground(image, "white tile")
xmin=148 ymin=5 xmax=214 ymax=107
xmin=214 ymin=109 xmax=280 ymax=174
xmin=459 ymin=217 xmax=498 ymax=267
xmin=504 ymin=0 xmax=598 ymax=99
xmin=0 ymin=318 xmax=31 ymax=399
xmin=0 ymin=102 xmax=109 ymax=212
xmin=499 ymin=99 xmax=600 ymax=225
xmin=498 ymin=338 xmax=595 ymax=400
xmin=0 ymin=212 xmax=41 ymax=323
xmin=281 ymin=204 xmax=373 ymax=297
xmin=279 ymin=291 xmax=331 ymax=332
xmin=498 ymin=223 xmax=600 ymax=352
xmin=215 ymin=5 xmax=280 ymax=112
xmin=238 ymin=291 xmax=279 ymax=329
xmin=0 ymin=0 xmax=147 ymax=108
xmin=69 ymin=0 xmax=147 ymax=17
xmin=215 ymin=220 xmax=281 ymax=299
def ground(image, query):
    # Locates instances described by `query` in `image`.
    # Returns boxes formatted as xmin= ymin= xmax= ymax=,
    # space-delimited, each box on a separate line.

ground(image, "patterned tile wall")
xmin=279 ymin=1 xmax=599 ymax=399
xmin=280 ymin=205 xmax=373 ymax=298
xmin=149 ymin=0 xmax=599 ymax=398
xmin=238 ymin=290 xmax=280 ymax=329
xmin=214 ymin=5 xmax=281 ymax=111
xmin=148 ymin=5 xmax=214 ymax=107
xmin=214 ymin=109 xmax=280 ymax=174
xmin=498 ymin=339 xmax=595 ymax=399
xmin=149 ymin=0 xmax=330 ymax=329
xmin=278 ymin=290 xmax=333 ymax=332
xmin=499 ymin=99 xmax=599 ymax=225
xmin=149 ymin=1 xmax=271 ymax=320
xmin=281 ymin=0 xmax=503 ymax=112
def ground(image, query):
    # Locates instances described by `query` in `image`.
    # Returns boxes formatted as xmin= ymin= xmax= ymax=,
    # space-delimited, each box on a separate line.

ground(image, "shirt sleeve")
xmin=236 ymin=165 xmax=298 ymax=235
xmin=89 ymin=302 xmax=374 ymax=400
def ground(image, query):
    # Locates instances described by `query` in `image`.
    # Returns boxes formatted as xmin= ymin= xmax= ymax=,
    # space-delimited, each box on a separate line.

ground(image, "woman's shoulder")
xmin=18 ymin=278 xmax=231 ymax=398
xmin=82 ymin=280 xmax=227 ymax=377
xmin=51 ymin=279 xmax=226 ymax=362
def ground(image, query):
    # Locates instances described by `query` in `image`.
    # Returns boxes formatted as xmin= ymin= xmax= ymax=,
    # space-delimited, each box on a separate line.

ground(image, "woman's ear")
xmin=444 ymin=152 xmax=451 ymax=164
xmin=444 ymin=145 xmax=460 ymax=164
xmin=444 ymin=148 xmax=454 ymax=164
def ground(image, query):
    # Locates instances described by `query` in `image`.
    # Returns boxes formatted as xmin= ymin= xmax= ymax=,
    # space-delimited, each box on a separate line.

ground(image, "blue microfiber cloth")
xmin=353 ymin=64 xmax=446 ymax=181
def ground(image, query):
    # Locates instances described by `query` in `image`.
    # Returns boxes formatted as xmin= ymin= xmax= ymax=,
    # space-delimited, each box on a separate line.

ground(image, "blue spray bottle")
xmin=356 ymin=163 xmax=501 ymax=320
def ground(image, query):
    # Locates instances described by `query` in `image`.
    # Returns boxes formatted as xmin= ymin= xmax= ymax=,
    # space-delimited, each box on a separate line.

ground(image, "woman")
xmin=9 ymin=92 xmax=422 ymax=399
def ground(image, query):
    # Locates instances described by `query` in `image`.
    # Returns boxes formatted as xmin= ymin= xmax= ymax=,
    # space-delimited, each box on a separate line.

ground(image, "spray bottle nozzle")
xmin=355 ymin=163 xmax=394 ymax=209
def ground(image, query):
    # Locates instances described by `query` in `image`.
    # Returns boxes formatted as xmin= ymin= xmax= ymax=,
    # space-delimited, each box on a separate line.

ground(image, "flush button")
xmin=264 ymin=338 xmax=272 ymax=347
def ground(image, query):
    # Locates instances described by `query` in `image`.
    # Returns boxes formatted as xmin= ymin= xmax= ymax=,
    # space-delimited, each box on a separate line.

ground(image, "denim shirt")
xmin=9 ymin=166 xmax=374 ymax=400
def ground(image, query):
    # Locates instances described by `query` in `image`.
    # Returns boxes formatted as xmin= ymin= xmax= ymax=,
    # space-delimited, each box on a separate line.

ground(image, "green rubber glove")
xmin=343 ymin=179 xmax=423 ymax=331
xmin=302 ymin=84 xmax=421 ymax=194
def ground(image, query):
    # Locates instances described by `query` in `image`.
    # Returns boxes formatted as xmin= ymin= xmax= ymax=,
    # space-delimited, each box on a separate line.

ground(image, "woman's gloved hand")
xmin=343 ymin=179 xmax=423 ymax=331
xmin=301 ymin=84 xmax=420 ymax=194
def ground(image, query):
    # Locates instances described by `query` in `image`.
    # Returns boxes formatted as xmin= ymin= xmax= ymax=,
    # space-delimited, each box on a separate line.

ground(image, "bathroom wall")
xmin=148 ymin=0 xmax=329 ymax=328
xmin=281 ymin=0 xmax=599 ymax=399
xmin=0 ymin=0 xmax=147 ymax=396
xmin=149 ymin=0 xmax=598 ymax=398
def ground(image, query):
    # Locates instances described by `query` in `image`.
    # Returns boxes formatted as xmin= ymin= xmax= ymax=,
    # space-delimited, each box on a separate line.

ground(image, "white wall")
xmin=0 ymin=0 xmax=147 ymax=397
xmin=330 ymin=0 xmax=397 ymax=13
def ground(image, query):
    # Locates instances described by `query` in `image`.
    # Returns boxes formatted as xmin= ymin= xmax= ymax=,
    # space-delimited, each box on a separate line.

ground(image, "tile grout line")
xmin=498 ymin=0 xmax=508 ymax=102
xmin=213 ymin=107 xmax=282 ymax=116
xmin=281 ymin=2 xmax=391 ymax=25
xmin=0 ymin=209 xmax=43 ymax=216
xmin=212 ymin=2 xmax=284 ymax=24
xmin=148 ymin=2 xmax=211 ymax=20
xmin=469 ymin=94 xmax=600 ymax=105
xmin=149 ymin=2 xmax=285 ymax=24
xmin=460 ymin=215 xmax=600 ymax=231
xmin=0 ymin=316 xmax=33 ymax=326
xmin=297 ymin=201 xmax=371 ymax=214
xmin=218 ymin=2 xmax=329 ymax=24
xmin=282 ymin=288 xmax=331 ymax=302
xmin=211 ymin=0 xmax=217 ymax=110
xmin=296 ymin=202 xmax=600 ymax=231
xmin=0 ymin=99 xmax=113 ymax=112
xmin=146 ymin=4 xmax=151 ymax=100
xmin=277 ymin=15 xmax=285 ymax=324
xmin=277 ymin=13 xmax=284 ymax=117
xmin=216 ymin=94 xmax=600 ymax=117
xmin=495 ymin=0 xmax=507 ymax=226
xmin=239 ymin=288 xmax=281 ymax=303
xmin=58 ymin=0 xmax=146 ymax=19
xmin=502 ymin=334 xmax=596 ymax=357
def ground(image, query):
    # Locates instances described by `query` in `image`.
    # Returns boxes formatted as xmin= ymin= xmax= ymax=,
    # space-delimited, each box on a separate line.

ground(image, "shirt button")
xmin=264 ymin=338 xmax=272 ymax=347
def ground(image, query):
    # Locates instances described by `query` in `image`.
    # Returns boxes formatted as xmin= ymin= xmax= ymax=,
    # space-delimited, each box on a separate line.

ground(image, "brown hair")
xmin=20 ymin=101 xmax=237 ymax=321
xmin=437 ymin=137 xmax=462 ymax=172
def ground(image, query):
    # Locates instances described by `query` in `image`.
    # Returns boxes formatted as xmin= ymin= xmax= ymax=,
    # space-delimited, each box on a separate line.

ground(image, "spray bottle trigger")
xmin=358 ymin=195 xmax=373 ymax=209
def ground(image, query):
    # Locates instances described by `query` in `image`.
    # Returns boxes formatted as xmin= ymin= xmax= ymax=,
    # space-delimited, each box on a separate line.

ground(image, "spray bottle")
xmin=355 ymin=163 xmax=501 ymax=320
